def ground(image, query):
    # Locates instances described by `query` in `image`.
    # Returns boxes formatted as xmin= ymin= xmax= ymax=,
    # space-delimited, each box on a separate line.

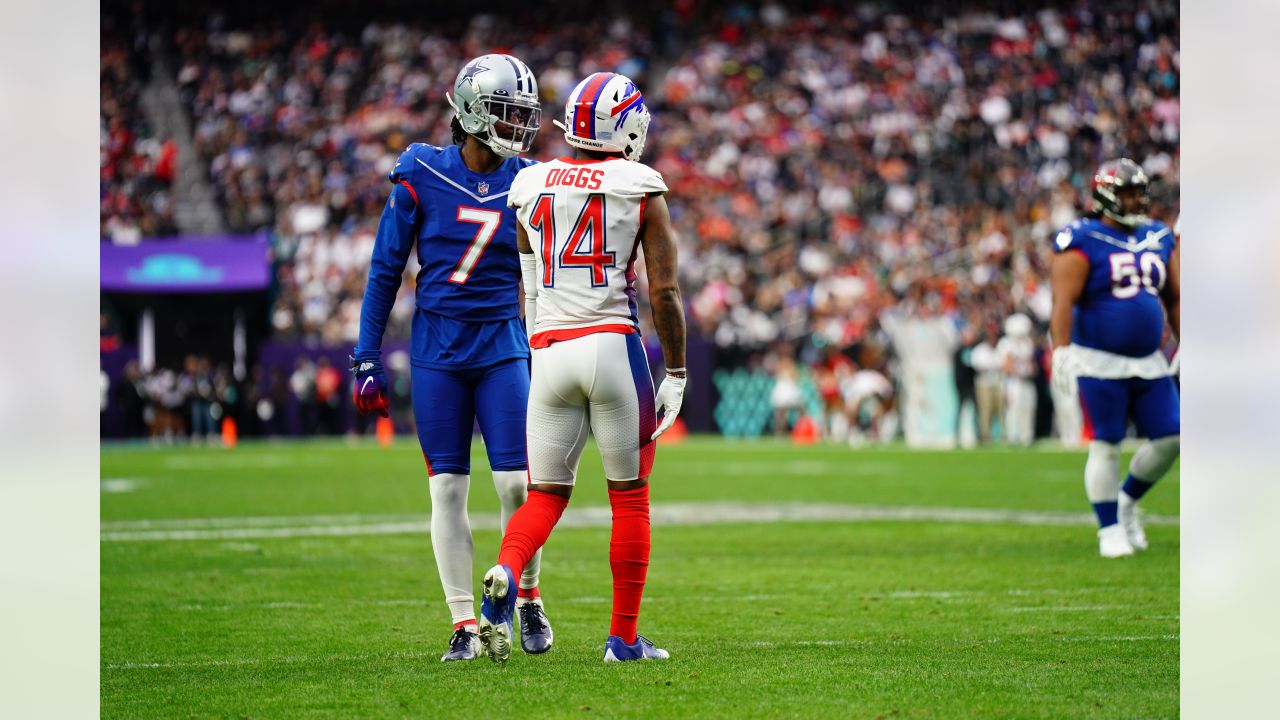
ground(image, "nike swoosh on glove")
xmin=350 ymin=356 xmax=390 ymax=418
xmin=651 ymin=371 xmax=687 ymax=441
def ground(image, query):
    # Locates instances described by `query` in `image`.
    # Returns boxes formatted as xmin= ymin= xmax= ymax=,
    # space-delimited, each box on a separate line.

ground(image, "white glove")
xmin=1050 ymin=345 xmax=1077 ymax=396
xmin=651 ymin=370 xmax=687 ymax=441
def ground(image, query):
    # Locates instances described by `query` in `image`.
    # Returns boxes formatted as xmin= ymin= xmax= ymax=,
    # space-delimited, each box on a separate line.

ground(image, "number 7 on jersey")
xmin=449 ymin=207 xmax=503 ymax=284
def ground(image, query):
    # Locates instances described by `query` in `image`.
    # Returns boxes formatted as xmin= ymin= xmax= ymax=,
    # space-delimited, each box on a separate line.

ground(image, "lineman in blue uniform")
xmin=350 ymin=54 xmax=554 ymax=660
xmin=1049 ymin=158 xmax=1180 ymax=558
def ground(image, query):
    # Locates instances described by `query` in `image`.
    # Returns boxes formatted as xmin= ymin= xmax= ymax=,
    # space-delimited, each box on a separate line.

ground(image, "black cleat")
xmin=518 ymin=600 xmax=554 ymax=655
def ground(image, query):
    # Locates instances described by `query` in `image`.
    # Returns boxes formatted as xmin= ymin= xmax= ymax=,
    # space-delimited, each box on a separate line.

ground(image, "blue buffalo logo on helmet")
xmin=552 ymin=73 xmax=652 ymax=162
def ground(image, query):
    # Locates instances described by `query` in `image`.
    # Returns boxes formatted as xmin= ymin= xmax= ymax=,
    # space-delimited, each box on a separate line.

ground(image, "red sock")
xmin=517 ymin=585 xmax=540 ymax=600
xmin=497 ymin=489 xmax=568 ymax=581
xmin=608 ymin=485 xmax=651 ymax=645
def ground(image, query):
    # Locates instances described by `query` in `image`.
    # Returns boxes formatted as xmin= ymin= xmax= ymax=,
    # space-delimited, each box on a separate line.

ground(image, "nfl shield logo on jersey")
xmin=477 ymin=181 xmax=489 ymax=196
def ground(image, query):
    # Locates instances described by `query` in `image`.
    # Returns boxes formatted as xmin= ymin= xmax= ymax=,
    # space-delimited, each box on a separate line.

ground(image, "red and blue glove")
xmin=350 ymin=356 xmax=390 ymax=418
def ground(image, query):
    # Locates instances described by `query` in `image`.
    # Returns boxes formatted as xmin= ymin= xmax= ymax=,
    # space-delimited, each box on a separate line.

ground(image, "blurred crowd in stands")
xmin=101 ymin=1 xmax=1179 ymax=444
xmin=101 ymin=21 xmax=180 ymax=243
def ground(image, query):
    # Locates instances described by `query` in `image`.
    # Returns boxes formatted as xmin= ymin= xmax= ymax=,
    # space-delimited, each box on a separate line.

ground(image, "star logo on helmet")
xmin=460 ymin=60 xmax=490 ymax=82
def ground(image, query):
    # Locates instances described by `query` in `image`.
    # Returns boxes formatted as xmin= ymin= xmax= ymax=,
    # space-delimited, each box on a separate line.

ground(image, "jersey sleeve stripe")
xmin=398 ymin=181 xmax=420 ymax=206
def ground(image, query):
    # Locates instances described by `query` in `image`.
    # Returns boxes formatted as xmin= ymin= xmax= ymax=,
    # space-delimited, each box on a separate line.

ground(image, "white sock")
xmin=492 ymin=470 xmax=542 ymax=591
xmin=429 ymin=473 xmax=474 ymax=626
xmin=1084 ymin=441 xmax=1121 ymax=504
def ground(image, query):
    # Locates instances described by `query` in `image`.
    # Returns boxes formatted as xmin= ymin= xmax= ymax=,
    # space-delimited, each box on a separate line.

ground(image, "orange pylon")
xmin=376 ymin=416 xmax=395 ymax=447
xmin=791 ymin=415 xmax=819 ymax=445
xmin=657 ymin=417 xmax=688 ymax=445
xmin=221 ymin=417 xmax=238 ymax=449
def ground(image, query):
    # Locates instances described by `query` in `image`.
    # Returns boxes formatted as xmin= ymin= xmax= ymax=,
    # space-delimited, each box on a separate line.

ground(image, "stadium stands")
xmin=100 ymin=0 xmax=1179 ymax=441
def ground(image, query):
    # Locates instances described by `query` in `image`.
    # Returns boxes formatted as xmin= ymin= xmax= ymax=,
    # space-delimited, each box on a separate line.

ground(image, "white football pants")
xmin=527 ymin=332 xmax=656 ymax=485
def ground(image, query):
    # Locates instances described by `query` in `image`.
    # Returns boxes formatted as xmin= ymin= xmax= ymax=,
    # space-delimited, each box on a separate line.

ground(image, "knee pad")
xmin=429 ymin=473 xmax=470 ymax=510
xmin=492 ymin=470 xmax=529 ymax=509
xmin=1084 ymin=441 xmax=1121 ymax=502
xmin=1131 ymin=435 xmax=1180 ymax=482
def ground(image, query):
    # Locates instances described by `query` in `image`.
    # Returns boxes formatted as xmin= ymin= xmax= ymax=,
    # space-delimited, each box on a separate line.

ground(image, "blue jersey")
xmin=1053 ymin=217 xmax=1175 ymax=358
xmin=355 ymin=143 xmax=537 ymax=369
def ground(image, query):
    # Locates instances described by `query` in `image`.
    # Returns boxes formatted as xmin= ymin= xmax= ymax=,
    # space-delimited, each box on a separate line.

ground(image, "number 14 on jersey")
xmin=529 ymin=193 xmax=616 ymax=288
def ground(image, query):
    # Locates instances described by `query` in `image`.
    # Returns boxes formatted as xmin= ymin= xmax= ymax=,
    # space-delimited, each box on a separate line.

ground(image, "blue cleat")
xmin=479 ymin=565 xmax=516 ymax=663
xmin=518 ymin=599 xmax=554 ymax=654
xmin=440 ymin=627 xmax=482 ymax=662
xmin=603 ymin=634 xmax=670 ymax=662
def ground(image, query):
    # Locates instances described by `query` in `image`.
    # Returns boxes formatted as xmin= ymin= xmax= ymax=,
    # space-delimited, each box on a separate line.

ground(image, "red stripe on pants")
xmin=1078 ymin=392 xmax=1095 ymax=442
xmin=608 ymin=485 xmax=651 ymax=644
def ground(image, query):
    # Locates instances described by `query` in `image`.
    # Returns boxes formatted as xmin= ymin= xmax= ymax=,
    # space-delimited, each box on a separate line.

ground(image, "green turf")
xmin=101 ymin=438 xmax=1179 ymax=719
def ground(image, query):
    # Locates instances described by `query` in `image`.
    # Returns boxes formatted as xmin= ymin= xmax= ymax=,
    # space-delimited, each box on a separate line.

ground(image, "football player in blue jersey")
xmin=1049 ymin=158 xmax=1180 ymax=558
xmin=350 ymin=54 xmax=553 ymax=660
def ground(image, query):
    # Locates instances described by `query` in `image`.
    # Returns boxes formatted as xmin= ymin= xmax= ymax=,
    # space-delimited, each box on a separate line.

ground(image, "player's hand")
xmin=1050 ymin=346 xmax=1077 ymax=396
xmin=652 ymin=370 xmax=687 ymax=441
xmin=350 ymin=356 xmax=390 ymax=418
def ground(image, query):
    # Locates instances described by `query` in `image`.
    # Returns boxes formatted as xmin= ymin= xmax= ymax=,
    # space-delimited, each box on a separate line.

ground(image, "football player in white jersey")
xmin=998 ymin=313 xmax=1038 ymax=446
xmin=476 ymin=72 xmax=686 ymax=663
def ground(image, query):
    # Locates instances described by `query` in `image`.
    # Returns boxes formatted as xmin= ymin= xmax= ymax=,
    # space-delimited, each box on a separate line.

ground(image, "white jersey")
xmin=996 ymin=336 xmax=1037 ymax=381
xmin=508 ymin=156 xmax=667 ymax=347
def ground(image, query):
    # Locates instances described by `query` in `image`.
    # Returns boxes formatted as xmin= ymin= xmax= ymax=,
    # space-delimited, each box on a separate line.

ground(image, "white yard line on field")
xmin=1002 ymin=604 xmax=1128 ymax=613
xmin=104 ymin=650 xmax=439 ymax=671
xmin=100 ymin=502 xmax=1179 ymax=542
xmin=105 ymin=634 xmax=1178 ymax=671
xmin=742 ymin=634 xmax=1178 ymax=649
xmin=101 ymin=478 xmax=141 ymax=493
xmin=158 ymin=588 xmax=1136 ymax=614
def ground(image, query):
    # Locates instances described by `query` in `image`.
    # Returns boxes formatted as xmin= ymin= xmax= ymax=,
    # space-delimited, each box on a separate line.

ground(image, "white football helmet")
xmin=1004 ymin=313 xmax=1032 ymax=339
xmin=446 ymin=54 xmax=541 ymax=158
xmin=552 ymin=72 xmax=651 ymax=161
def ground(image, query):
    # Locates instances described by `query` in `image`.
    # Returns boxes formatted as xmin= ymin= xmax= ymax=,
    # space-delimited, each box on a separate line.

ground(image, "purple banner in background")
xmin=101 ymin=234 xmax=270 ymax=293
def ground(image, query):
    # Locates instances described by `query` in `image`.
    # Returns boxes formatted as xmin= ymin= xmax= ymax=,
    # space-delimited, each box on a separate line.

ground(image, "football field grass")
xmin=101 ymin=437 xmax=1179 ymax=719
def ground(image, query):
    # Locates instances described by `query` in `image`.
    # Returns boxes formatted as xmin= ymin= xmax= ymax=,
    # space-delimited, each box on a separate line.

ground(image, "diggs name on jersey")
xmin=544 ymin=166 xmax=605 ymax=191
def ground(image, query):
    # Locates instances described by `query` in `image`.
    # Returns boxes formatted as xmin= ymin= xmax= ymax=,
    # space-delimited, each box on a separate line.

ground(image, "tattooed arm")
xmin=639 ymin=193 xmax=686 ymax=372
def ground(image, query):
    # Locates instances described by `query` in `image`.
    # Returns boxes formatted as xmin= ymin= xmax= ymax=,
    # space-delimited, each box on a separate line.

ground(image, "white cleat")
xmin=1098 ymin=524 xmax=1135 ymax=558
xmin=1118 ymin=496 xmax=1149 ymax=551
